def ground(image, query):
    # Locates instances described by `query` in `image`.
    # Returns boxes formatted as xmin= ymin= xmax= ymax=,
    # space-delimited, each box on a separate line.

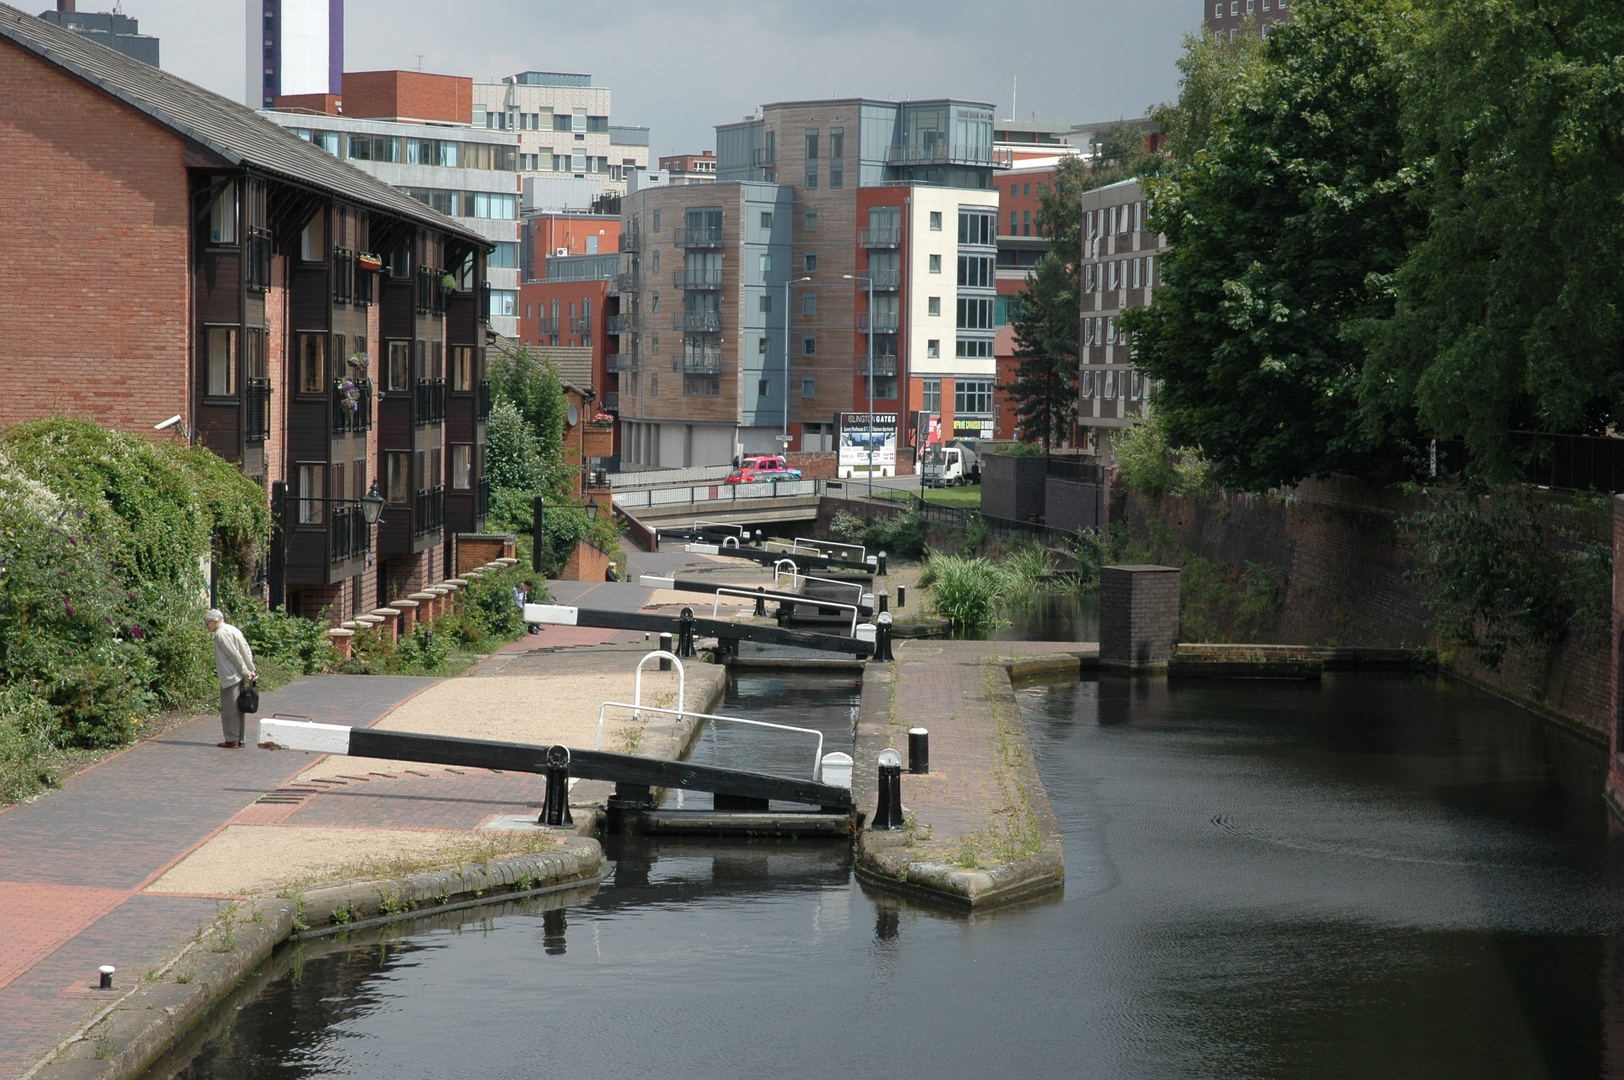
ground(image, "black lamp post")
xmin=586 ymin=496 xmax=600 ymax=521
xmin=359 ymin=481 xmax=385 ymax=525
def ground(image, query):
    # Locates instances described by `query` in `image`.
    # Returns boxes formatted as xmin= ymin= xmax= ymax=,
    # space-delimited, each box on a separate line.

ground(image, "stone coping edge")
xmin=26 ymin=841 xmax=604 ymax=1080
xmin=852 ymin=657 xmax=1067 ymax=911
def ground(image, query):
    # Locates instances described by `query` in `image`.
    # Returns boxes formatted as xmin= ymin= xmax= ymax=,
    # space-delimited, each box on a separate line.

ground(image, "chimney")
xmin=57 ymin=0 xmax=75 ymax=11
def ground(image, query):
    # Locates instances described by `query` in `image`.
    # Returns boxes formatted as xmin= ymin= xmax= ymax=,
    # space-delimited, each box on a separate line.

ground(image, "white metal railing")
xmin=716 ymin=585 xmax=857 ymax=634
xmin=763 ymin=539 xmax=823 ymax=557
xmin=592 ymin=701 xmax=826 ymax=780
xmin=609 ymin=464 xmax=734 ymax=489
xmin=772 ymin=560 xmax=867 ymax=605
xmin=632 ymin=651 xmax=685 ymax=720
xmin=612 ymin=478 xmax=821 ymax=510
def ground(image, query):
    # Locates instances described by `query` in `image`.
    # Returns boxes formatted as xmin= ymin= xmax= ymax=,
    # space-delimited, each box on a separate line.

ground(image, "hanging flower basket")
xmin=338 ymin=378 xmax=360 ymax=413
xmin=590 ymin=412 xmax=615 ymax=427
xmin=441 ymin=272 xmax=459 ymax=292
xmin=357 ymin=252 xmax=383 ymax=272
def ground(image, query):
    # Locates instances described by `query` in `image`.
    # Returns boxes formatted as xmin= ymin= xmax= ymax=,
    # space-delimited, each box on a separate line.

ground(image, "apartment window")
xmin=652 ymin=209 xmax=662 ymax=232
xmin=921 ymin=379 xmax=941 ymax=411
xmin=299 ymin=212 xmax=325 ymax=262
xmin=958 ymin=255 xmax=994 ymax=288
xmin=955 ymin=380 xmax=993 ymax=415
xmin=929 ymin=254 xmax=942 ymax=274
xmin=1108 ymin=261 xmax=1120 ymax=290
xmin=829 ymin=127 xmax=844 ymax=188
xmin=1105 ymin=370 xmax=1118 ymax=399
xmin=296 ymin=332 xmax=325 ymax=393
xmin=1214 ymin=2 xmax=1222 ymax=13
xmin=956 ymin=297 xmax=995 ymax=330
xmin=760 ymin=295 xmax=773 ymax=313
xmin=1230 ymin=0 xmax=1238 ymax=12
xmin=929 ymin=211 xmax=943 ymax=231
xmin=1024 ymin=183 xmax=1031 ymax=197
xmin=1010 ymin=184 xmax=1019 ymax=197
xmin=804 ymin=209 xmax=818 ymax=231
xmin=386 ymin=452 xmax=410 ymax=503
xmin=1146 ymin=256 xmax=1156 ymax=286
xmin=1132 ymin=258 xmax=1143 ymax=288
xmin=958 ymin=211 xmax=996 ymax=245
xmin=955 ymin=339 xmax=994 ymax=358
xmin=207 ymin=183 xmax=237 ymax=244
xmin=450 ymin=444 xmax=473 ymax=490
xmin=802 ymin=335 xmax=817 ymax=356
xmin=759 ymin=379 xmax=771 ymax=397
xmin=760 ymin=211 xmax=774 ymax=229
xmin=387 ymin=341 xmax=410 ymax=390
xmin=1247 ymin=0 xmax=1254 ymax=9
xmin=805 ymin=128 xmax=819 ymax=160
xmin=1084 ymin=264 xmax=1096 ymax=291
xmin=652 ymin=293 xmax=661 ymax=314
xmin=452 ymin=346 xmax=474 ymax=391
xmin=927 ymin=297 xmax=941 ymax=317
xmin=1082 ymin=371 xmax=1095 ymax=398
xmin=1084 ymin=320 xmax=1095 ymax=345
xmin=297 ymin=464 xmax=324 ymax=524
xmin=804 ymin=252 xmax=817 ymax=273
xmin=803 ymin=292 xmax=816 ymax=315
xmin=760 ymin=253 xmax=773 ymax=274
xmin=245 ymin=326 xmax=266 ymax=379
xmin=1023 ymin=210 xmax=1031 ymax=235
xmin=805 ymin=165 xmax=818 ymax=189
xmin=652 ymin=250 xmax=661 ymax=274
xmin=684 ymin=375 xmax=720 ymax=397
xmin=802 ymin=376 xmax=816 ymax=398
xmin=759 ymin=336 xmax=769 ymax=354
xmin=927 ymin=340 xmax=940 ymax=359
xmin=1010 ymin=211 xmax=1019 ymax=234
xmin=204 ymin=327 xmax=236 ymax=397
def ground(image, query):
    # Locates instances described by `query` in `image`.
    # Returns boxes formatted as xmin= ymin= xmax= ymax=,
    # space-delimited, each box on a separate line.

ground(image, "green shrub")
xmin=919 ymin=553 xmax=1014 ymax=630
xmin=830 ymin=509 xmax=926 ymax=560
xmin=0 ymin=689 xmax=60 ymax=804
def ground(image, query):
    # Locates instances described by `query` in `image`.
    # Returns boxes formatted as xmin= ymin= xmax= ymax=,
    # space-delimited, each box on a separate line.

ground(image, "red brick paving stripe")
xmin=0 ymin=883 xmax=130 ymax=992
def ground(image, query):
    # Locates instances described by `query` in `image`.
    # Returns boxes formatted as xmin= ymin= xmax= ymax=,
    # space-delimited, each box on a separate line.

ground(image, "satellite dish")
xmin=566 ymin=403 xmax=579 ymax=426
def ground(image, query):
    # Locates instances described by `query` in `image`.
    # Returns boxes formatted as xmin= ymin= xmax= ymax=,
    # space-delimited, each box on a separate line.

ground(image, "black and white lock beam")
xmin=524 ymin=602 xmax=876 ymax=658
xmin=258 ymin=719 xmax=856 ymax=813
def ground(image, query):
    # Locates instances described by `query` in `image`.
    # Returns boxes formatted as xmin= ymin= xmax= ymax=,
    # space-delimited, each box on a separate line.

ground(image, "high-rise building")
xmin=610 ymin=97 xmax=1009 ymax=471
xmin=1205 ymin=0 xmax=1290 ymax=38
xmin=247 ymin=0 xmax=342 ymax=108
xmin=36 ymin=1 xmax=157 ymax=64
xmin=471 ymin=72 xmax=650 ymax=205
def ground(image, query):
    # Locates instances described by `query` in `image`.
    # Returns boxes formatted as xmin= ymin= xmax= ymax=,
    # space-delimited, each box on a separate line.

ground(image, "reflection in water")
xmin=149 ymin=673 xmax=1624 ymax=1080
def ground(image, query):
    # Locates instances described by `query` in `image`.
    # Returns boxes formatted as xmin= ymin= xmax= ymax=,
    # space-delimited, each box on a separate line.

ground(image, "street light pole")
xmin=784 ymin=274 xmax=811 ymax=448
xmin=844 ymin=271 xmax=877 ymax=498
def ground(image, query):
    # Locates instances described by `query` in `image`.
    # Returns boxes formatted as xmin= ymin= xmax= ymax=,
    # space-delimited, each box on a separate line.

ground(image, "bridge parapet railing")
xmin=609 ymin=464 xmax=735 ymax=489
xmin=612 ymin=478 xmax=822 ymax=510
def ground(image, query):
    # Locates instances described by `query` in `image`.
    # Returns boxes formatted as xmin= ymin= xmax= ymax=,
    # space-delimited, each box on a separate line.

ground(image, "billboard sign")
xmin=837 ymin=412 xmax=899 ymax=476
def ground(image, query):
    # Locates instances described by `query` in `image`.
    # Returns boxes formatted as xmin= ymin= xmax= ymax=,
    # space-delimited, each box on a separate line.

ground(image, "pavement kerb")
xmin=24 ymin=841 xmax=605 ymax=1080
xmin=852 ymin=648 xmax=1068 ymax=910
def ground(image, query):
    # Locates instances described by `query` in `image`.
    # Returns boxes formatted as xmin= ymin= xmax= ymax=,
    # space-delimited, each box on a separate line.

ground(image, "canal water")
xmin=149 ymin=671 xmax=1624 ymax=1080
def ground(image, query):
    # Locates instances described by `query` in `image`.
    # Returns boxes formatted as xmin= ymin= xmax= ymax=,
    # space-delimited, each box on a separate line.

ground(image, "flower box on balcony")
xmin=357 ymin=253 xmax=383 ymax=273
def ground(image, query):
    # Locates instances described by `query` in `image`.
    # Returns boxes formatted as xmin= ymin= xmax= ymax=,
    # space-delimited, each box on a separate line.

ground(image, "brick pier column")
xmin=327 ymin=627 xmax=354 ymax=661
xmin=1099 ymin=564 xmax=1181 ymax=671
xmin=391 ymin=598 xmax=419 ymax=636
xmin=410 ymin=590 xmax=438 ymax=623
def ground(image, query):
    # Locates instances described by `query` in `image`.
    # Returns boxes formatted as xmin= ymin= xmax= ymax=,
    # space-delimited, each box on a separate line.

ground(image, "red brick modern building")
xmin=0 ymin=3 xmax=491 ymax=621
xmin=1205 ymin=0 xmax=1291 ymax=37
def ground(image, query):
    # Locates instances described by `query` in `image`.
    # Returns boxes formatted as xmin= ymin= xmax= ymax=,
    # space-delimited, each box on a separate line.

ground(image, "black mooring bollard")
xmin=873 ymin=748 xmax=903 ymax=830
xmin=897 ymin=584 xmax=906 ymax=608
xmin=678 ymin=606 xmax=696 ymax=658
xmin=878 ymin=589 xmax=889 ymax=614
xmin=658 ymin=632 xmax=673 ymax=670
xmin=755 ymin=586 xmax=767 ymax=616
xmin=908 ymin=727 xmax=929 ymax=774
xmin=874 ymin=612 xmax=895 ymax=662
xmin=877 ymin=550 xmax=888 ymax=576
xmin=98 ymin=965 xmax=115 ymax=990
xmin=541 ymin=744 xmax=574 ymax=827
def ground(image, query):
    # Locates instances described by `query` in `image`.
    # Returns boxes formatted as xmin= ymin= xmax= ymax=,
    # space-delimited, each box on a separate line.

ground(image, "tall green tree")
xmin=1357 ymin=0 xmax=1624 ymax=477
xmin=1006 ymin=254 xmax=1077 ymax=449
xmin=1124 ymin=0 xmax=1424 ymax=491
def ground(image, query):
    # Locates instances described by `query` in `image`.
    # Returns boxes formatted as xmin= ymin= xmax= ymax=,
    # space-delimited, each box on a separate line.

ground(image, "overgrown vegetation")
xmin=918 ymin=547 xmax=1066 ymax=631
xmin=830 ymin=508 xmax=926 ymax=560
xmin=0 ymin=420 xmax=268 ymax=802
xmin=340 ymin=565 xmax=538 ymax=675
xmin=1404 ymin=485 xmax=1611 ymax=670
xmin=1111 ymin=405 xmax=1211 ymax=498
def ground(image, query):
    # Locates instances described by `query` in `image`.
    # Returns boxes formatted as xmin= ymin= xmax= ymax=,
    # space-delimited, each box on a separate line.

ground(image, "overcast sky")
xmin=127 ymin=0 xmax=1198 ymax=154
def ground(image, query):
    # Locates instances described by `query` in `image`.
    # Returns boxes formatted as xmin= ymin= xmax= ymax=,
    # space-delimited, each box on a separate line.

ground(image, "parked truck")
xmin=921 ymin=441 xmax=981 ymax=488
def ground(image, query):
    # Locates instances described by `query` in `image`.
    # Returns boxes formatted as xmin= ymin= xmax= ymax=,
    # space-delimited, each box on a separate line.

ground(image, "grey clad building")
xmin=36 ymin=0 xmax=156 ymax=65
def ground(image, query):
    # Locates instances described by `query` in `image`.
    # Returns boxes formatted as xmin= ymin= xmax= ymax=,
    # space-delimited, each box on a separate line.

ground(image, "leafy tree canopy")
xmin=1125 ymin=0 xmax=1425 ymax=491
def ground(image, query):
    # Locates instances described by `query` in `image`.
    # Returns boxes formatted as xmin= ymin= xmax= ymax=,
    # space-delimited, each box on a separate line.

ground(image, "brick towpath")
xmin=0 ymin=676 xmax=434 ymax=1079
xmin=854 ymin=639 xmax=1083 ymax=908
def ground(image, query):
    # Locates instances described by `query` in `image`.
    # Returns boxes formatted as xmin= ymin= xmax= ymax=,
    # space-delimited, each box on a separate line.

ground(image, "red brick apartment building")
xmin=1206 ymin=0 xmax=1291 ymax=37
xmin=0 ymin=3 xmax=492 ymax=621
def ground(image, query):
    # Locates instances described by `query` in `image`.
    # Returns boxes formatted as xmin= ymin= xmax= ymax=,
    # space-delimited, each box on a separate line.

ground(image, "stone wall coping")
xmin=408 ymin=591 xmax=436 ymax=601
xmin=326 ymin=628 xmax=355 ymax=638
xmin=370 ymin=608 xmax=400 ymax=617
xmin=494 ymin=557 xmax=519 ymax=566
xmin=353 ymin=615 xmax=384 ymax=626
xmin=1102 ymin=564 xmax=1181 ymax=574
xmin=445 ymin=578 xmax=469 ymax=588
xmin=390 ymin=599 xmax=420 ymax=610
xmin=339 ymin=621 xmax=358 ymax=630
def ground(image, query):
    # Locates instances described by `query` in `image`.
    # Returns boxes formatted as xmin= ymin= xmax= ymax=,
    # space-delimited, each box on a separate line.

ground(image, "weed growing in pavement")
xmin=330 ymin=903 xmax=357 ymax=925
xmin=378 ymin=891 xmax=412 ymax=917
xmin=93 ymin=1027 xmax=115 ymax=1060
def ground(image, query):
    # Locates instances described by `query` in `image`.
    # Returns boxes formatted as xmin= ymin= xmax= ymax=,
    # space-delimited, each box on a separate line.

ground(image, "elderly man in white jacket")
xmin=204 ymin=608 xmax=257 ymax=748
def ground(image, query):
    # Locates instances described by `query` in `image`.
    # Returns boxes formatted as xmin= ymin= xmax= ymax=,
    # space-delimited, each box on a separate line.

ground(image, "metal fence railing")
xmin=609 ymin=464 xmax=735 ymax=489
xmin=612 ymin=478 xmax=822 ymax=510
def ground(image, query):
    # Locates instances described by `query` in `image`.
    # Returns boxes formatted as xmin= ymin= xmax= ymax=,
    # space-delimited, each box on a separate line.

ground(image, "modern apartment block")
xmin=36 ymin=1 xmax=156 ymax=64
xmin=471 ymin=71 xmax=650 ymax=203
xmin=0 ymin=3 xmax=491 ymax=621
xmin=247 ymin=0 xmax=341 ymax=108
xmin=660 ymin=152 xmax=717 ymax=184
xmin=1077 ymin=179 xmax=1168 ymax=452
xmin=1205 ymin=0 xmax=1291 ymax=37
xmin=264 ymin=70 xmax=522 ymax=337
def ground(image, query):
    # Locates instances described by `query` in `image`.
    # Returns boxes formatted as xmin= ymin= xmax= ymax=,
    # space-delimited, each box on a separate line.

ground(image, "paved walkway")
xmin=0 ymin=539 xmax=750 ymax=1078
xmin=855 ymin=639 xmax=1082 ymax=906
